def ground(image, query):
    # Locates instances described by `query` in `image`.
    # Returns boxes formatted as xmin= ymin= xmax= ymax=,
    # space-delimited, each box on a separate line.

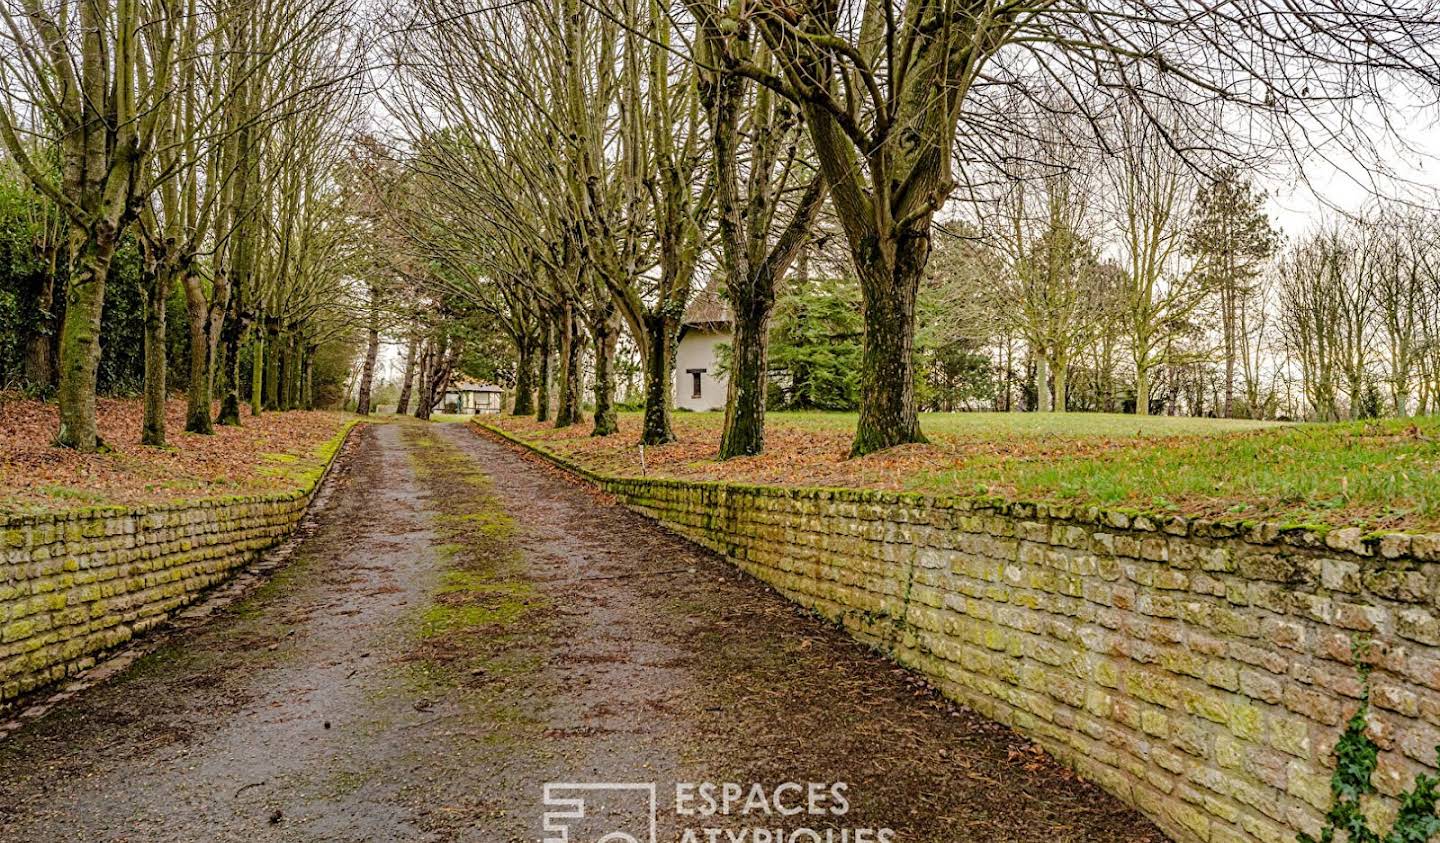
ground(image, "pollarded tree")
xmin=578 ymin=0 xmax=712 ymax=445
xmin=1418 ymin=242 xmax=1440 ymax=414
xmin=212 ymin=0 xmax=363 ymax=427
xmin=991 ymin=152 xmax=1113 ymax=413
xmin=743 ymin=1 xmax=1005 ymax=452
xmin=383 ymin=1 xmax=609 ymax=433
xmin=242 ymin=98 xmax=362 ymax=416
xmin=1333 ymin=225 xmax=1380 ymax=419
xmin=1373 ymin=209 xmax=1437 ymax=415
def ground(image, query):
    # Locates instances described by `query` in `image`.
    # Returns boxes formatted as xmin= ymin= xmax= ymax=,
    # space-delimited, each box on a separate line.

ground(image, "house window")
xmin=688 ymin=369 xmax=705 ymax=399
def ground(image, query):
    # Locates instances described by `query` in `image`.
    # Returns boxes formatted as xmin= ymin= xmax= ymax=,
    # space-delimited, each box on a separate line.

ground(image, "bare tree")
xmin=718 ymin=0 xmax=1439 ymax=448
xmin=1104 ymin=109 xmax=1209 ymax=416
xmin=992 ymin=156 xmax=1110 ymax=413
xmin=1278 ymin=231 xmax=1344 ymax=420
xmin=686 ymin=1 xmax=828 ymax=458
xmin=1371 ymin=209 xmax=1433 ymax=416
xmin=0 ymin=0 xmax=181 ymax=449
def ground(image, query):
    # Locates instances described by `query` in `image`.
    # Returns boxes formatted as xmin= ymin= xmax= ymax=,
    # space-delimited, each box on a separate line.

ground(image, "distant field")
xmin=484 ymin=410 xmax=1440 ymax=533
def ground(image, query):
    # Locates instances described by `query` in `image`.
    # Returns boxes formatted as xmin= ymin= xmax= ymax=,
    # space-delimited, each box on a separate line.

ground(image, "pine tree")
xmin=1185 ymin=169 xmax=1279 ymax=418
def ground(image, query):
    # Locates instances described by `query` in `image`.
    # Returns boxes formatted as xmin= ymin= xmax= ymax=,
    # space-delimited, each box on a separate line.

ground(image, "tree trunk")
xmin=640 ymin=312 xmax=678 ymax=445
xmin=302 ymin=346 xmax=316 ymax=410
xmin=277 ymin=336 xmax=291 ymax=410
xmin=719 ymin=291 xmax=772 ymax=459
xmin=1348 ymin=374 xmax=1365 ymax=421
xmin=555 ymin=304 xmax=583 ymax=428
xmin=183 ymin=318 xmax=211 ymax=434
xmin=415 ymin=335 xmax=453 ymax=421
xmin=535 ymin=321 xmax=552 ymax=423
xmin=286 ymin=333 xmax=302 ymax=410
xmin=141 ymin=262 xmax=169 ymax=447
xmin=850 ymin=231 xmax=928 ymax=456
xmin=247 ymin=332 xmax=263 ymax=419
xmin=20 ymin=270 xmax=57 ymax=390
xmin=590 ymin=309 xmax=618 ymax=437
xmin=396 ymin=336 xmax=418 ymax=416
xmin=1035 ymin=354 xmax=1051 ymax=412
xmin=414 ymin=340 xmax=432 ymax=419
xmin=512 ymin=336 xmax=535 ymax=416
xmin=1053 ymin=353 xmax=1069 ymax=413
xmin=264 ymin=323 xmax=281 ymax=411
xmin=355 ymin=320 xmax=380 ymax=415
xmin=55 ymin=227 xmax=119 ymax=452
xmin=216 ymin=312 xmax=246 ymax=426
xmin=1222 ymin=280 xmax=1237 ymax=418
xmin=1135 ymin=363 xmax=1151 ymax=416
xmin=182 ymin=276 xmax=218 ymax=434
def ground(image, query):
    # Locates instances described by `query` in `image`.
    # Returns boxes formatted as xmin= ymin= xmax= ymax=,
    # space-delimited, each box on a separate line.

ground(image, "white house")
xmin=674 ymin=281 xmax=732 ymax=411
xmin=434 ymin=380 xmax=503 ymax=415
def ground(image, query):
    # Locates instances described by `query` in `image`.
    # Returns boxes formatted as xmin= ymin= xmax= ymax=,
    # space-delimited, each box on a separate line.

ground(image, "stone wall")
xmin=0 ymin=423 xmax=355 ymax=706
xmin=484 ymin=424 xmax=1440 ymax=843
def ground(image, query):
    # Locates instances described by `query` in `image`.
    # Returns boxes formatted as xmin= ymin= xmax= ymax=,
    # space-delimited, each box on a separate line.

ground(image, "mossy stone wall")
xmin=485 ymin=424 xmax=1440 ymax=843
xmin=0 ymin=424 xmax=354 ymax=706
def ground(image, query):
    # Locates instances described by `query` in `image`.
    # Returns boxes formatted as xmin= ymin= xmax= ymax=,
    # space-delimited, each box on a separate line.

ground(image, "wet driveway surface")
xmin=0 ymin=422 xmax=1168 ymax=843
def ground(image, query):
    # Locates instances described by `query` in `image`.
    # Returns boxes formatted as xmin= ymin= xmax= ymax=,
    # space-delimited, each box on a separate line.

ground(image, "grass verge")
xmin=484 ymin=411 xmax=1440 ymax=532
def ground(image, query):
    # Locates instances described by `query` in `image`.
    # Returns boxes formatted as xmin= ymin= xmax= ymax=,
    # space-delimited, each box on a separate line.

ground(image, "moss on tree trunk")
xmin=216 ymin=315 xmax=245 ymax=427
xmin=511 ymin=339 xmax=535 ymax=416
xmin=141 ymin=262 xmax=169 ymax=447
xmin=554 ymin=305 xmax=583 ymax=428
xmin=590 ymin=310 xmax=618 ymax=437
xmin=263 ymin=322 xmax=281 ymax=411
xmin=640 ymin=313 xmax=677 ymax=446
xmin=183 ymin=287 xmax=218 ymax=435
xmin=397 ymin=336 xmax=418 ymax=416
xmin=355 ymin=320 xmax=380 ymax=415
xmin=850 ymin=231 xmax=927 ymax=457
xmin=718 ymin=295 xmax=771 ymax=459
xmin=535 ymin=323 xmax=552 ymax=423
xmin=55 ymin=227 xmax=118 ymax=452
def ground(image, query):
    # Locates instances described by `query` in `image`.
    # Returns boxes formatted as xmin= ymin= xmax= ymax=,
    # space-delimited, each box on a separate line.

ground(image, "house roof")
xmin=447 ymin=379 xmax=503 ymax=393
xmin=682 ymin=277 xmax=733 ymax=327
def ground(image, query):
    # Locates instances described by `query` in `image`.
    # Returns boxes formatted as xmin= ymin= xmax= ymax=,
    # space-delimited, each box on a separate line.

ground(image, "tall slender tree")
xmin=1185 ymin=170 xmax=1278 ymax=418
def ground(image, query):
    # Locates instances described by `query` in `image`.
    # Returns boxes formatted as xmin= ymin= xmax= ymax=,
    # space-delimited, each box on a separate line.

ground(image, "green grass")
xmin=489 ymin=410 xmax=1440 ymax=531
xmin=913 ymin=416 xmax=1440 ymax=527
xmin=699 ymin=410 xmax=1284 ymax=438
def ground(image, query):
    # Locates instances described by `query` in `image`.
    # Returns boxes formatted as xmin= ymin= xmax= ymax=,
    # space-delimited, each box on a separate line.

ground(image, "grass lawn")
xmin=0 ymin=395 xmax=352 ymax=516
xmin=484 ymin=410 xmax=1440 ymax=533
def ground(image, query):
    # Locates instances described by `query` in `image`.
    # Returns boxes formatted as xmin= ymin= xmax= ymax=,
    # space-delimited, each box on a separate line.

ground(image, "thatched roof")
xmin=448 ymin=379 xmax=503 ymax=393
xmin=682 ymin=277 xmax=732 ymax=327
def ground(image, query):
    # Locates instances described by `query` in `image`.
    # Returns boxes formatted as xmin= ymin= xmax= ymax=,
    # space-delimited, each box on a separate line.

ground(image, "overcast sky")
xmin=1264 ymin=103 xmax=1440 ymax=237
